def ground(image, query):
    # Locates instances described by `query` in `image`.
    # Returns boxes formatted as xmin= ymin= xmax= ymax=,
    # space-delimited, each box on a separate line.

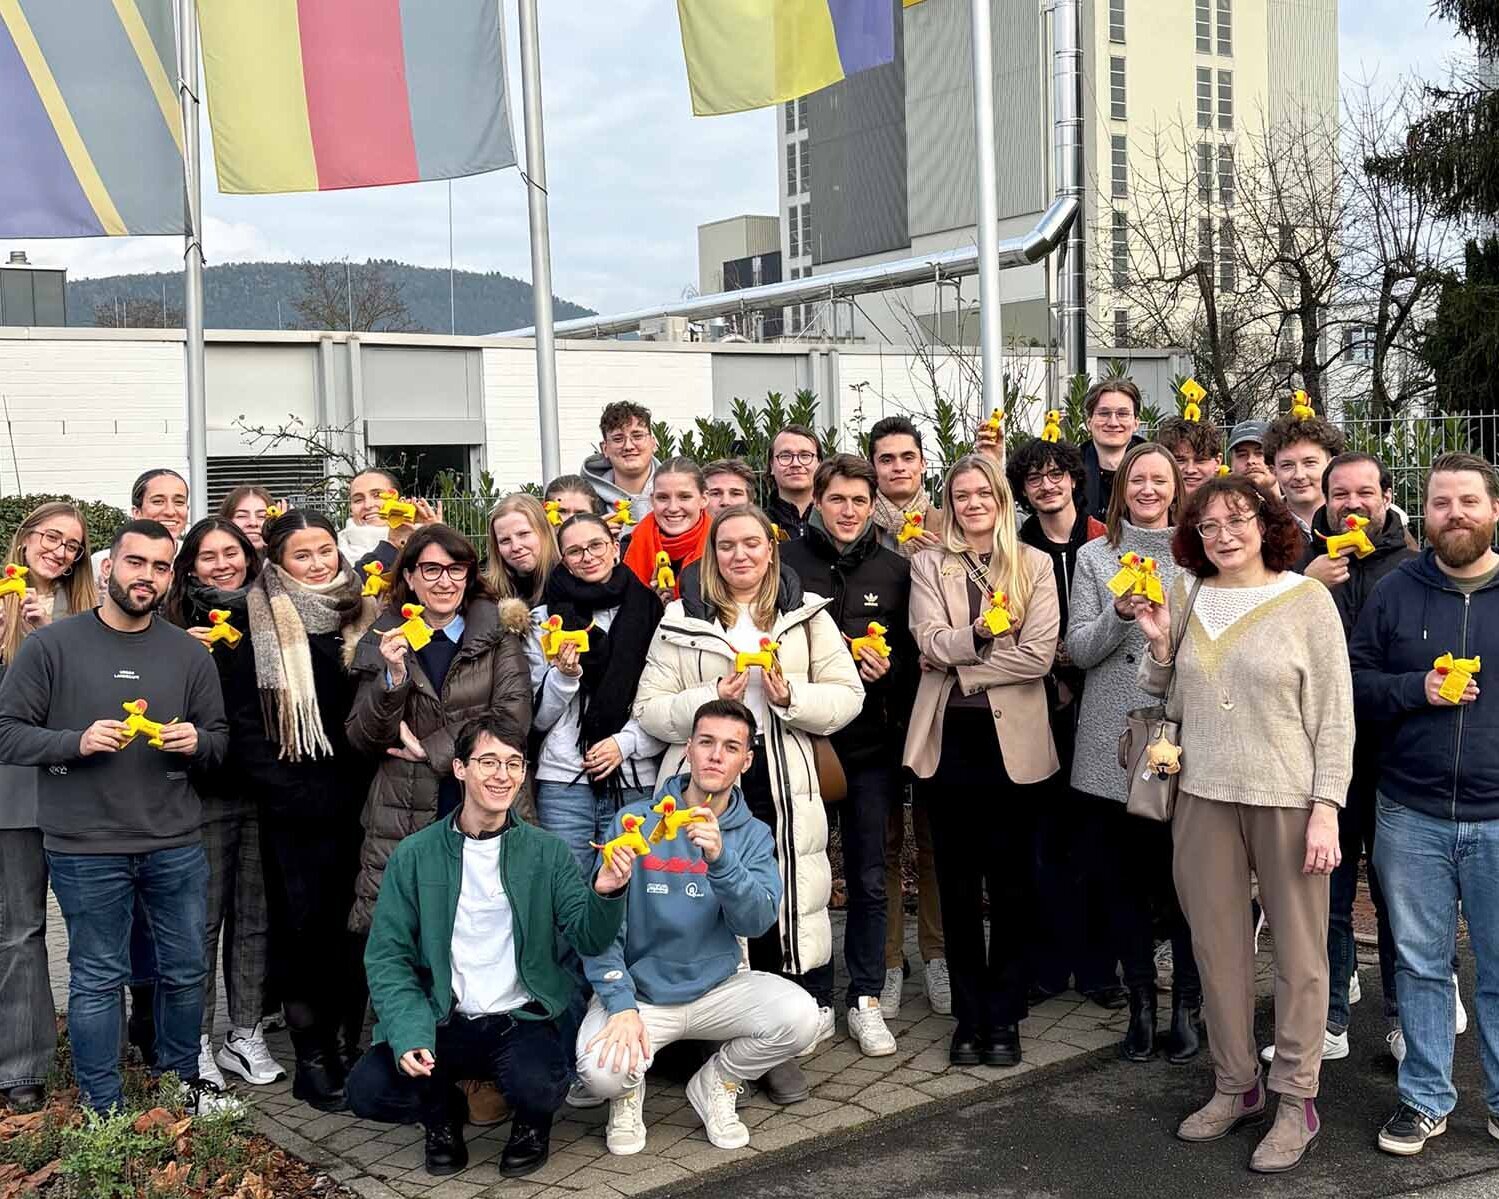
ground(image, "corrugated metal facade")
xmin=1266 ymin=0 xmax=1338 ymax=126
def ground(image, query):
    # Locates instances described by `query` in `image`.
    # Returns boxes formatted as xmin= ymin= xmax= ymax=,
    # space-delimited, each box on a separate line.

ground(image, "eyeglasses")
xmin=562 ymin=538 xmax=613 ymax=563
xmin=1025 ymin=469 xmax=1068 ymax=487
xmin=774 ymin=450 xmax=819 ymax=466
xmin=1196 ymin=513 xmax=1260 ymax=541
xmin=413 ymin=562 xmax=472 ymax=583
xmin=31 ymin=528 xmax=84 ymax=559
xmin=1092 ymin=407 xmax=1136 ymax=423
xmin=468 ymin=754 xmax=526 ymax=777
xmin=606 ymin=431 xmax=652 ymax=448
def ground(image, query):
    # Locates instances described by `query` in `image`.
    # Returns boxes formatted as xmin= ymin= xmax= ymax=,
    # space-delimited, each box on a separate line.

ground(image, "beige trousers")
xmin=1172 ymin=792 xmax=1330 ymax=1100
xmin=885 ymin=800 xmax=945 ymax=966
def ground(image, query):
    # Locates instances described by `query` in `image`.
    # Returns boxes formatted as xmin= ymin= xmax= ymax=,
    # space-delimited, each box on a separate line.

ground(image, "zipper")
xmin=1451 ymin=593 xmax=1470 ymax=820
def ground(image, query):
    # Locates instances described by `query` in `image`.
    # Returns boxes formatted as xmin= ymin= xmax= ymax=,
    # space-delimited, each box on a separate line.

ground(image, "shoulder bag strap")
xmin=1162 ymin=575 xmax=1205 ymax=710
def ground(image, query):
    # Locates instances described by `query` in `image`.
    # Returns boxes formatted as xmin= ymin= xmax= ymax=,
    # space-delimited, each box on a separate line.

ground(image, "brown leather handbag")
xmin=812 ymin=735 xmax=847 ymax=803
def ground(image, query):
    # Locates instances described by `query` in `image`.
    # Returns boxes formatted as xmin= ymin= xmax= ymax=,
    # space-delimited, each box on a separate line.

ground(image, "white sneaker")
xmin=1349 ymin=971 xmax=1362 ymax=1006
xmin=798 ymin=1005 xmax=836 ymax=1058
xmin=1455 ymin=974 xmax=1468 ymax=1035
xmin=924 ymin=958 xmax=952 ymax=1016
xmin=217 ymin=1023 xmax=286 ymax=1085
xmin=566 ymin=1080 xmax=606 ymax=1109
xmin=605 ymin=1083 xmax=647 ymax=1156
xmin=685 ymin=1057 xmax=749 ymax=1150
xmin=848 ymin=997 xmax=897 ymax=1057
xmin=1387 ymin=1027 xmax=1407 ymax=1063
xmin=184 ymin=1077 xmax=242 ymax=1116
xmin=1259 ymin=1028 xmax=1348 ymax=1064
xmin=879 ymin=967 xmax=903 ymax=1020
xmin=196 ymin=1034 xmax=226 ymax=1089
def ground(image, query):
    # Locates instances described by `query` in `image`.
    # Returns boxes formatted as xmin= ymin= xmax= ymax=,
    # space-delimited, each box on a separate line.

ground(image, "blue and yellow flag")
xmin=0 ymin=0 xmax=184 ymax=237
xmin=677 ymin=0 xmax=896 ymax=117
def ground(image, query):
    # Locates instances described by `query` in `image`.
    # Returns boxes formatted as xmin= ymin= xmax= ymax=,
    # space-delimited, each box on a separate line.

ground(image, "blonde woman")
xmin=905 ymin=455 xmax=1060 ymax=1068
xmin=485 ymin=494 xmax=559 ymax=611
xmin=0 ymin=503 xmax=95 ymax=1110
xmin=633 ymin=504 xmax=864 ymax=1106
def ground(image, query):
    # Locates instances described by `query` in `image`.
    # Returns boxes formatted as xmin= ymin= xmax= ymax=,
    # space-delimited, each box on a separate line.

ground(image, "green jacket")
xmin=364 ymin=812 xmax=625 ymax=1063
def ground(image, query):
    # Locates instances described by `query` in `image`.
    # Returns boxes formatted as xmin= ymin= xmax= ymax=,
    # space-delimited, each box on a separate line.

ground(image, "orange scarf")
xmin=623 ymin=512 xmax=709 ymax=598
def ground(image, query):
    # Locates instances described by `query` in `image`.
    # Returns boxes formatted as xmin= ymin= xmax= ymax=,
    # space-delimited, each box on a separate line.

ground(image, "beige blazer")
xmin=903 ymin=544 xmax=1060 ymax=784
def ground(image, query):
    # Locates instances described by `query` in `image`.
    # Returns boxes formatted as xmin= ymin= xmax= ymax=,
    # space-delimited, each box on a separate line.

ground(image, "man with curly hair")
xmin=1263 ymin=415 xmax=1345 ymax=542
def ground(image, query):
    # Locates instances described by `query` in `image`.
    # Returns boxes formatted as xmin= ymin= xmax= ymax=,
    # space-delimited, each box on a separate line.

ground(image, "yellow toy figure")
xmin=1434 ymin=653 xmax=1481 ymax=705
xmin=591 ymin=813 xmax=652 ymax=872
xmin=538 ymin=614 xmax=591 ymax=660
xmin=1318 ymin=514 xmax=1377 ymax=560
xmin=980 ymin=408 xmax=1004 ymax=436
xmin=377 ymin=490 xmax=417 ymax=530
xmin=204 ymin=609 xmax=242 ymax=652
xmin=361 ymin=561 xmax=391 ymax=598
xmin=264 ymin=503 xmax=284 ymax=520
xmin=1290 ymin=389 xmax=1315 ymax=421
xmin=1040 ymin=410 xmax=1062 ymax=443
xmin=397 ymin=603 xmax=433 ymax=652
xmin=735 ymin=636 xmax=780 ymax=673
xmin=647 ymin=795 xmax=711 ymax=844
xmin=1216 ymin=463 xmax=1231 ymax=477
xmin=543 ymin=500 xmax=563 ymax=528
xmin=848 ymin=622 xmax=891 ymax=661
xmin=896 ymin=511 xmax=925 ymax=545
xmin=771 ymin=523 xmax=790 ymax=543
xmin=1180 ymin=378 xmax=1206 ymax=422
xmin=605 ymin=499 xmax=635 ymax=528
xmin=653 ymin=551 xmax=676 ymax=593
xmin=1145 ymin=735 xmax=1183 ymax=778
xmin=982 ymin=591 xmax=1012 ymax=636
xmin=119 ymin=699 xmax=171 ymax=749
xmin=0 ymin=564 xmax=28 ymax=599
xmin=1107 ymin=553 xmax=1165 ymax=604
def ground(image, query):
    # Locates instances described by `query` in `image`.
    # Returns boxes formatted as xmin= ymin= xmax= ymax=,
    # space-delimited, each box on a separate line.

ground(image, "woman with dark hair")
xmin=622 ymin=457 xmax=710 ymax=602
xmin=219 ymin=485 xmax=276 ymax=550
xmin=1067 ymin=443 xmax=1203 ymax=1064
xmin=164 ymin=519 xmax=286 ymax=1090
xmin=0 ymin=503 xmax=95 ymax=1112
xmin=1133 ymin=477 xmax=1352 ymax=1173
xmin=224 ymin=509 xmax=379 ymax=1112
xmin=534 ymin=513 xmax=664 ymax=873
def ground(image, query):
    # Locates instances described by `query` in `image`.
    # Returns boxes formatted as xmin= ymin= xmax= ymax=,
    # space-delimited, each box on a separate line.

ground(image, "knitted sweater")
xmin=1066 ymin=522 xmax=1180 ymax=801
xmin=1138 ymin=571 xmax=1354 ymax=809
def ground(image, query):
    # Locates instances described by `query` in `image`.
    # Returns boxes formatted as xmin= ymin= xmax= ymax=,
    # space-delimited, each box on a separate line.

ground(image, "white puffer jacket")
xmin=633 ymin=590 xmax=864 ymax=975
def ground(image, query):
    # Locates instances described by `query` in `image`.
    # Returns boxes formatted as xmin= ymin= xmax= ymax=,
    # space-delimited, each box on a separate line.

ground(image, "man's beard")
xmin=1433 ymin=520 xmax=1496 ymax=570
xmin=107 ymin=575 xmax=161 ymax=616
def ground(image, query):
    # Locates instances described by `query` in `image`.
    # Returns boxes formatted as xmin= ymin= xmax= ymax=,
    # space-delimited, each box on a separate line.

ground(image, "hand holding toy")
xmin=1318 ymin=514 xmax=1376 ymax=560
xmin=397 ymin=603 xmax=433 ymax=652
xmin=982 ymin=591 xmax=1012 ymax=636
xmin=1434 ymin=652 xmax=1481 ymax=705
xmin=848 ymin=622 xmax=891 ymax=661
xmin=119 ymin=699 xmax=174 ymax=749
xmin=591 ymin=813 xmax=652 ymax=871
xmin=377 ymin=490 xmax=418 ymax=530
xmin=0 ymin=564 xmax=29 ymax=599
xmin=539 ymin=614 xmax=591 ymax=660
xmin=646 ymin=795 xmax=712 ymax=844
xmin=735 ymin=636 xmax=780 ymax=673
xmin=1107 ymin=553 xmax=1165 ymax=604
xmin=896 ymin=511 xmax=925 ymax=545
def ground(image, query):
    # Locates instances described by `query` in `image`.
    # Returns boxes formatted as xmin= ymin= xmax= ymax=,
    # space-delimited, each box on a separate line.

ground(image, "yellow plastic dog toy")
xmin=653 ymin=551 xmax=676 ymax=593
xmin=591 ymin=813 xmax=652 ymax=872
xmin=848 ymin=622 xmax=891 ymax=661
xmin=204 ymin=609 xmax=242 ymax=652
xmin=377 ymin=490 xmax=417 ymax=530
xmin=605 ymin=499 xmax=635 ymax=528
xmin=539 ymin=615 xmax=591 ymax=660
xmin=1318 ymin=514 xmax=1376 ymax=560
xmin=361 ymin=561 xmax=390 ymax=598
xmin=397 ymin=603 xmax=433 ymax=652
xmin=1434 ymin=653 xmax=1481 ymax=704
xmin=647 ymin=795 xmax=712 ymax=844
xmin=735 ymin=636 xmax=780 ymax=673
xmin=119 ymin=699 xmax=172 ymax=749
xmin=0 ymin=564 xmax=28 ymax=599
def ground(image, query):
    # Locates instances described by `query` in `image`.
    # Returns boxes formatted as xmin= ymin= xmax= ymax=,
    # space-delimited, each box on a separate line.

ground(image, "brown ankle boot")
xmin=1249 ymin=1097 xmax=1320 ymax=1173
xmin=1176 ymin=1077 xmax=1266 ymax=1142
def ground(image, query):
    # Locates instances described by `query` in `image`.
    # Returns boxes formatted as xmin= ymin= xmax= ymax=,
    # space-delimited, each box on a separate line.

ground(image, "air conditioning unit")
xmin=639 ymin=316 xmax=690 ymax=342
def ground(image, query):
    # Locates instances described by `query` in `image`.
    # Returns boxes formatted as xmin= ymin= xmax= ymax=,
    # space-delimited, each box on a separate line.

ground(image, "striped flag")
xmin=677 ymin=0 xmax=896 ymax=117
xmin=198 ymin=0 xmax=516 ymax=196
xmin=0 ymin=0 xmax=184 ymax=238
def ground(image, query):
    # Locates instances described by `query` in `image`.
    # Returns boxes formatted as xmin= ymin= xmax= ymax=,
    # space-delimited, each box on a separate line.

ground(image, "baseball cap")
xmin=1227 ymin=420 xmax=1268 ymax=452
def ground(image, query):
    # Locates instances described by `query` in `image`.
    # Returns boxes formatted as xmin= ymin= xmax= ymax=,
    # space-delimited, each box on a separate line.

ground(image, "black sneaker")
xmin=499 ymin=1115 xmax=551 ymax=1178
xmin=424 ymin=1115 xmax=469 ymax=1176
xmin=1377 ymin=1103 xmax=1447 ymax=1156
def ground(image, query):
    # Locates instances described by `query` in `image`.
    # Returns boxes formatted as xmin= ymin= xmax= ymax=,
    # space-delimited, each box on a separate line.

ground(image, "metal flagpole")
xmin=178 ymin=0 xmax=207 ymax=521
xmin=448 ymin=180 xmax=456 ymax=334
xmin=969 ymin=0 xmax=1004 ymax=415
xmin=517 ymin=0 xmax=561 ymax=482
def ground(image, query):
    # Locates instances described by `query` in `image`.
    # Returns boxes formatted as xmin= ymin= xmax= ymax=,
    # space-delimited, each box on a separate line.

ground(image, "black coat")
xmin=766 ymin=493 xmax=814 ymax=542
xmin=1081 ymin=435 xmax=1145 ymax=520
xmin=780 ymin=518 xmax=917 ymax=769
xmin=1296 ymin=509 xmax=1416 ymax=640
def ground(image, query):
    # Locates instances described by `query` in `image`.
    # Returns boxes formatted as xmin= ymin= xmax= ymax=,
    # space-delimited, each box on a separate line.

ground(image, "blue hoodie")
xmin=582 ymin=774 xmax=780 ymax=1013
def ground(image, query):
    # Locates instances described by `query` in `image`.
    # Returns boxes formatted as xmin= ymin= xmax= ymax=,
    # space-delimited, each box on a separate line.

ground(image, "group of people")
xmin=0 ymin=391 xmax=1493 ymax=1181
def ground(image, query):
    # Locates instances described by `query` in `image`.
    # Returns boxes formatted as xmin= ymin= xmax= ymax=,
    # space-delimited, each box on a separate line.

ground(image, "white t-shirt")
xmin=450 ymin=833 xmax=532 ymax=1017
xmin=725 ymin=607 xmax=772 ymax=730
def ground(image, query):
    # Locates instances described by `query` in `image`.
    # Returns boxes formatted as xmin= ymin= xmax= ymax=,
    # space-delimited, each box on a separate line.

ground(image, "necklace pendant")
xmin=1220 ymin=694 xmax=1235 ymax=712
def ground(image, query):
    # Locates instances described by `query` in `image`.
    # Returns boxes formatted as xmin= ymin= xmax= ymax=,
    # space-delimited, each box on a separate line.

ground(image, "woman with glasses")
xmin=623 ymin=457 xmax=711 ymax=603
xmin=1066 ymin=443 xmax=1203 ymax=1065
xmin=1133 ymin=477 xmax=1351 ymax=1174
xmin=531 ymin=514 xmax=664 ymax=873
xmin=904 ymin=455 xmax=1059 ymax=1069
xmin=0 ymin=504 xmax=95 ymax=1113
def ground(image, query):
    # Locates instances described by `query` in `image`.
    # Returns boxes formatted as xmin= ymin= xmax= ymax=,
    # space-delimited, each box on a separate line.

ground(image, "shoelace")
xmin=609 ymin=1090 xmax=642 ymax=1129
xmin=708 ymin=1078 xmax=742 ymax=1121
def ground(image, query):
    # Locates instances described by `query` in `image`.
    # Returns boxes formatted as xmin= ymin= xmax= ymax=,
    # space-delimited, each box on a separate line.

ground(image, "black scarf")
xmin=543 ymin=563 xmax=663 ymax=757
xmin=182 ymin=574 xmax=251 ymax=629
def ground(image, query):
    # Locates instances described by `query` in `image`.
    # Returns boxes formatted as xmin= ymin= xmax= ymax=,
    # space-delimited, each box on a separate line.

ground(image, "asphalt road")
xmin=687 ymin=956 xmax=1497 ymax=1199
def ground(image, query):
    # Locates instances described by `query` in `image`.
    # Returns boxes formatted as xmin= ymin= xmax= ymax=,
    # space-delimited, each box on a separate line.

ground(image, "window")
xmin=800 ymin=203 xmax=813 ymax=259
xmin=1111 ymin=135 xmax=1128 ymax=197
xmin=1198 ymin=217 xmax=1215 ymax=272
xmin=786 ymin=143 xmax=798 ymax=196
xmin=1344 ymin=323 xmax=1376 ymax=365
xmin=1110 ymin=56 xmax=1126 ymax=120
xmin=796 ymin=97 xmax=808 ymax=129
xmin=1195 ymin=0 xmax=1211 ymax=52
xmin=1217 ymin=70 xmax=1233 ymax=130
xmin=784 ymin=101 xmax=796 ymax=134
xmin=1219 ymin=218 xmax=1237 ymax=292
xmin=1113 ymin=308 xmax=1130 ymax=347
xmin=1196 ymin=68 xmax=1213 ymax=129
xmin=1109 ymin=0 xmax=1125 ymax=43
xmin=1278 ymin=224 xmax=1296 ymax=293
xmin=1216 ymin=0 xmax=1232 ymax=54
xmin=1112 ymin=211 xmax=1129 ymax=286
xmin=799 ymin=141 xmax=811 ymax=194
xmin=1197 ymin=143 xmax=1214 ymax=200
xmin=1217 ymin=144 xmax=1235 ymax=206
xmin=788 ymin=207 xmax=800 ymax=259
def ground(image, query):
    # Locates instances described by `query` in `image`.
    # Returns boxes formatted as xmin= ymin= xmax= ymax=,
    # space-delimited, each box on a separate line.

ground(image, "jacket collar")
xmin=802 ymin=513 xmax=880 ymax=565
xmin=439 ymin=806 xmax=534 ymax=858
xmin=1310 ymin=507 xmax=1409 ymax=557
xmin=1019 ymin=505 xmax=1095 ymax=555
xmin=680 ymin=564 xmax=805 ymax=621
xmin=350 ymin=596 xmax=509 ymax=677
xmin=1407 ymin=546 xmax=1499 ymax=594
xmin=660 ymin=592 xmax=832 ymax=648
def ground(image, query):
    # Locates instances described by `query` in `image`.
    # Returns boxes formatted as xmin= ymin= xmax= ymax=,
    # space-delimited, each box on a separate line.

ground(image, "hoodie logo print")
xmin=864 ymin=593 xmax=879 ymax=607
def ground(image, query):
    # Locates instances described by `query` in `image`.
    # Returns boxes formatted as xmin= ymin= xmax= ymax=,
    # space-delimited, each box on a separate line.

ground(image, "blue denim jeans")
xmin=47 ymin=845 xmax=209 ymax=1111
xmin=536 ymin=781 xmax=651 ymax=877
xmin=1373 ymin=795 xmax=1499 ymax=1120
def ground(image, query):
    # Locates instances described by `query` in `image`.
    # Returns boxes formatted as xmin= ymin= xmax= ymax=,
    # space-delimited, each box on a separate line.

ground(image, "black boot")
xmin=499 ymin=1113 xmax=551 ymax=1178
xmin=1121 ymin=984 xmax=1158 ymax=1062
xmin=424 ymin=1107 xmax=469 ymax=1177
xmin=1164 ymin=991 xmax=1203 ymax=1064
xmin=289 ymin=1026 xmax=347 ymax=1113
xmin=982 ymin=1025 xmax=1022 ymax=1068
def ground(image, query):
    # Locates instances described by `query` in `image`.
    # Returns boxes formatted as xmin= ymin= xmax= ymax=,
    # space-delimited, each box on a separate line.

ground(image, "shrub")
xmin=0 ymin=494 xmax=128 ymax=556
xmin=58 ymin=1108 xmax=170 ymax=1199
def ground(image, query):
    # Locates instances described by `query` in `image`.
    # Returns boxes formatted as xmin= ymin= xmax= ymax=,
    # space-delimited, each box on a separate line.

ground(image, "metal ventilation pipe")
xmin=1052 ymin=0 xmax=1086 ymax=377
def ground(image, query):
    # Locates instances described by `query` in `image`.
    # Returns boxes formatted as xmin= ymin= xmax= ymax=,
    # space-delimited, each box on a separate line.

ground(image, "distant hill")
xmin=66 ymin=260 xmax=594 ymax=334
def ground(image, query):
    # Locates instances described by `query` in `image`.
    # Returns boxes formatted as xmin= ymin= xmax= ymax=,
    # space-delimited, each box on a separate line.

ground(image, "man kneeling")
xmin=348 ymin=717 xmax=632 ymax=1177
xmin=577 ymin=698 xmax=820 ymax=1154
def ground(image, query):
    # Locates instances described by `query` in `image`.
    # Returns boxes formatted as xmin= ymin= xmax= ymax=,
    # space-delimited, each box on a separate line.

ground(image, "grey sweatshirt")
xmin=1066 ymin=523 xmax=1179 ymax=802
xmin=0 ymin=611 xmax=228 ymax=853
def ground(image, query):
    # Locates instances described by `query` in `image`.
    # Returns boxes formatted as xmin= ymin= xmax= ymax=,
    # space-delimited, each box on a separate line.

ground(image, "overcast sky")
xmin=8 ymin=0 xmax=1475 ymax=321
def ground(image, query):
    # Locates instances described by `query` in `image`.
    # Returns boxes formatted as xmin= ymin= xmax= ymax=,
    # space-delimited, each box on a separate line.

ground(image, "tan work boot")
xmin=1176 ymin=1077 xmax=1266 ymax=1142
xmin=462 ymin=1079 xmax=510 ymax=1127
xmin=1249 ymin=1097 xmax=1320 ymax=1173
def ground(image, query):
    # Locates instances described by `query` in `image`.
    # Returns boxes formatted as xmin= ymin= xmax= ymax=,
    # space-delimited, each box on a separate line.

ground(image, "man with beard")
xmin=0 ymin=521 xmax=230 ymax=1113
xmin=1350 ymin=453 xmax=1499 ymax=1157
